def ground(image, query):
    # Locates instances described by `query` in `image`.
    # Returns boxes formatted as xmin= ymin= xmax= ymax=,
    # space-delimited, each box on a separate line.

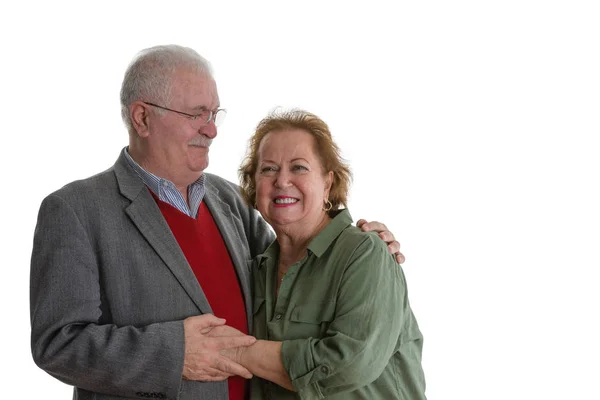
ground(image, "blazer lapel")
xmin=113 ymin=151 xmax=213 ymax=315
xmin=204 ymin=179 xmax=254 ymax=331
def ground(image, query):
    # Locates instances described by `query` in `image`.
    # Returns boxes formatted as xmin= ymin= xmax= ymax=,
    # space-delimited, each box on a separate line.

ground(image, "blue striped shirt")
xmin=124 ymin=149 xmax=206 ymax=218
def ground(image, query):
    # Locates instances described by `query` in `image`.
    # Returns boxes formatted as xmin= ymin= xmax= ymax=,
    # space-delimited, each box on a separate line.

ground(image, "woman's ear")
xmin=324 ymin=171 xmax=334 ymax=198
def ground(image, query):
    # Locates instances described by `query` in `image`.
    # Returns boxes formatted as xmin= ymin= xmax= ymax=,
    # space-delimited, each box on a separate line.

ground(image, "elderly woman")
xmin=230 ymin=109 xmax=426 ymax=399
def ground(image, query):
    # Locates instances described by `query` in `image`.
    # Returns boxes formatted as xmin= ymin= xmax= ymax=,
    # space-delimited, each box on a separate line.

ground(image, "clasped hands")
xmin=182 ymin=314 xmax=253 ymax=381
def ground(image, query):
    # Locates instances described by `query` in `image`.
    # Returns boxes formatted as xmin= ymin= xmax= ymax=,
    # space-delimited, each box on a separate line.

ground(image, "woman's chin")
xmin=268 ymin=216 xmax=301 ymax=231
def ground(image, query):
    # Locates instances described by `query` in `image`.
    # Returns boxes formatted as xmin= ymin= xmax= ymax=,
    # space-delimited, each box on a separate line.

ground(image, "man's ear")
xmin=130 ymin=101 xmax=151 ymax=138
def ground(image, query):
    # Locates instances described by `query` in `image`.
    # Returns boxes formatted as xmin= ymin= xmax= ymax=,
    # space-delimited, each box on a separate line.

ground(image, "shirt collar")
xmin=123 ymin=148 xmax=206 ymax=216
xmin=307 ymin=209 xmax=353 ymax=257
xmin=256 ymin=209 xmax=353 ymax=269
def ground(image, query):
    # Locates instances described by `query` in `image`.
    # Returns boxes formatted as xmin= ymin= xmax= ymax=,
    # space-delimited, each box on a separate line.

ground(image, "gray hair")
xmin=119 ymin=44 xmax=214 ymax=133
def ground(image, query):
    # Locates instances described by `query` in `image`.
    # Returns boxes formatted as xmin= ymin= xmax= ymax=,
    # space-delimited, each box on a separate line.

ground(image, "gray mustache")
xmin=189 ymin=137 xmax=212 ymax=147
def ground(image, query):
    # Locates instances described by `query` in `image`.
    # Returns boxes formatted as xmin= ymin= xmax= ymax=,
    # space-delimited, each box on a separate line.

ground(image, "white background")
xmin=2 ymin=1 xmax=599 ymax=399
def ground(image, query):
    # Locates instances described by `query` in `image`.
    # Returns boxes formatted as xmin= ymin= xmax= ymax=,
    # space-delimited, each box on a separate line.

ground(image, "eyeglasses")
xmin=143 ymin=102 xmax=227 ymax=127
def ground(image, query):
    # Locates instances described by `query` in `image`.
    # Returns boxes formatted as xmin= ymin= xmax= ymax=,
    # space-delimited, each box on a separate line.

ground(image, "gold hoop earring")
xmin=323 ymin=199 xmax=332 ymax=212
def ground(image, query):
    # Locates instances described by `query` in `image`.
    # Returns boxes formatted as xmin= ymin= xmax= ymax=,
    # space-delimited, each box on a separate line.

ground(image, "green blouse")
xmin=250 ymin=209 xmax=426 ymax=399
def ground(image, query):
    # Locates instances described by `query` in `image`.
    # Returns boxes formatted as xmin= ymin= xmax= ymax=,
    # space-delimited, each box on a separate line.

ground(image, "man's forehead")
xmin=172 ymin=69 xmax=219 ymax=106
xmin=174 ymin=67 xmax=213 ymax=81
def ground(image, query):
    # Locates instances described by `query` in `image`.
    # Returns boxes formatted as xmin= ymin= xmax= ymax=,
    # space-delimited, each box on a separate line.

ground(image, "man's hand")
xmin=356 ymin=219 xmax=405 ymax=264
xmin=182 ymin=314 xmax=256 ymax=381
xmin=206 ymin=325 xmax=248 ymax=366
xmin=219 ymin=346 xmax=246 ymax=366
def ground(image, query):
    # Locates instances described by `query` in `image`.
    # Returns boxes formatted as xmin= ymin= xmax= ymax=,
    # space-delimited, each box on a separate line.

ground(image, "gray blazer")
xmin=30 ymin=149 xmax=274 ymax=400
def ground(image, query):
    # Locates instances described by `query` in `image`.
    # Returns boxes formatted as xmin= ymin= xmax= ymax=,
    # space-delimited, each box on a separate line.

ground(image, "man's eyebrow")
xmin=190 ymin=104 xmax=220 ymax=111
xmin=190 ymin=105 xmax=208 ymax=111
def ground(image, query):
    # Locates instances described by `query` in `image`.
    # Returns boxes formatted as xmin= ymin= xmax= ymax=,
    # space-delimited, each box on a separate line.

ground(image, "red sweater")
xmin=155 ymin=197 xmax=248 ymax=400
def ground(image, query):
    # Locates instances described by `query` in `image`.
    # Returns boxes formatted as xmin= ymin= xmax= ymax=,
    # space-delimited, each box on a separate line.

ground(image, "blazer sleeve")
xmin=30 ymin=193 xmax=184 ymax=399
xmin=212 ymin=174 xmax=274 ymax=257
xmin=244 ymin=206 xmax=275 ymax=258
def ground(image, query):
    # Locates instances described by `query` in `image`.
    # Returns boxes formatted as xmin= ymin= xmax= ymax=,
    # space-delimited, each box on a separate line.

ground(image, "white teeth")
xmin=274 ymin=198 xmax=298 ymax=204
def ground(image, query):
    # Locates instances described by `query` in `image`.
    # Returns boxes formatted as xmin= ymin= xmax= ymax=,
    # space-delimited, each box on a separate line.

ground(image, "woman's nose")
xmin=274 ymin=170 xmax=292 ymax=188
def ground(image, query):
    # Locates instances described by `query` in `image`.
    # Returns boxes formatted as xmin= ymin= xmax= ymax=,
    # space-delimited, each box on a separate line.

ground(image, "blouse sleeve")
xmin=280 ymin=233 xmax=411 ymax=399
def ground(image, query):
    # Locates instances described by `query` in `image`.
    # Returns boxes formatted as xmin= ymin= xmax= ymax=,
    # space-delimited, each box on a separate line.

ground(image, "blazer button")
xmin=320 ymin=366 xmax=329 ymax=374
xmin=275 ymin=314 xmax=282 ymax=320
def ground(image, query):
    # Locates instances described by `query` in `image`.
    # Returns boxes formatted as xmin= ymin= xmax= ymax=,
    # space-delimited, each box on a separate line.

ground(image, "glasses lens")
xmin=214 ymin=109 xmax=227 ymax=127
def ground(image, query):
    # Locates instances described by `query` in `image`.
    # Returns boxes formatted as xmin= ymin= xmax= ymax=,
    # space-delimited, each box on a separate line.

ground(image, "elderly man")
xmin=30 ymin=45 xmax=404 ymax=400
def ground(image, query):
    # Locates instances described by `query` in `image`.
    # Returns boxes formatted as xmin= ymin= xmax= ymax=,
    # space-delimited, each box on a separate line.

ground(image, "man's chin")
xmin=189 ymin=157 xmax=209 ymax=173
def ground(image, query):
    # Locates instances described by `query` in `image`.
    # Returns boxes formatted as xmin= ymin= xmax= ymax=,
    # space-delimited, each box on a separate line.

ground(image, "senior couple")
xmin=30 ymin=45 xmax=426 ymax=399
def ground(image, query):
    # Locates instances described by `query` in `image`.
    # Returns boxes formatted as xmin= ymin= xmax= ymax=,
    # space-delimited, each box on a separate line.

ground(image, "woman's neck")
xmin=275 ymin=212 xmax=332 ymax=267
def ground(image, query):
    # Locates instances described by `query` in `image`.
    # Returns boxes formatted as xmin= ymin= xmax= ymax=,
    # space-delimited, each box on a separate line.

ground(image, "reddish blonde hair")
xmin=239 ymin=109 xmax=352 ymax=211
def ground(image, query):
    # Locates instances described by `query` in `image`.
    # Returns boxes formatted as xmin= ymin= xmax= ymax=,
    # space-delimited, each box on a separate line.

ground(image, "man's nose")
xmin=200 ymin=120 xmax=217 ymax=138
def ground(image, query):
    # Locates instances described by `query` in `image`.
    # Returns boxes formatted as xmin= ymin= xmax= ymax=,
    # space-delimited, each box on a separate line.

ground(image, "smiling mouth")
xmin=274 ymin=198 xmax=298 ymax=204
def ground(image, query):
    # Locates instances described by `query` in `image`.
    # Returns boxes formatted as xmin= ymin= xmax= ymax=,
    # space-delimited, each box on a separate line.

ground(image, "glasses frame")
xmin=143 ymin=101 xmax=226 ymax=126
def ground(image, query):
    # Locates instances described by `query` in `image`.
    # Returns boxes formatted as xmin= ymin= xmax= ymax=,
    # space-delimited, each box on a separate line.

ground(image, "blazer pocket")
xmin=290 ymin=302 xmax=335 ymax=325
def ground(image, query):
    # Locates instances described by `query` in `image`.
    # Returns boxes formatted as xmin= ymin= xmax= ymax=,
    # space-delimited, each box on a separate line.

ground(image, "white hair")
xmin=119 ymin=45 xmax=214 ymax=133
